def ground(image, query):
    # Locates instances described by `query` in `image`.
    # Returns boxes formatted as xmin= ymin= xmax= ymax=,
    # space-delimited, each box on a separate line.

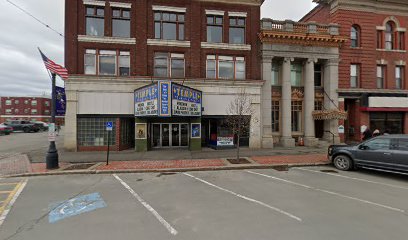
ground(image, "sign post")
xmin=106 ymin=122 xmax=113 ymax=165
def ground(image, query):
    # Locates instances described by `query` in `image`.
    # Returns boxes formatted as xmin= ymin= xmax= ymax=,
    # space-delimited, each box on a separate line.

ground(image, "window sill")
xmin=376 ymin=49 xmax=406 ymax=53
xmin=78 ymin=35 xmax=136 ymax=44
xmin=147 ymin=39 xmax=191 ymax=47
xmin=201 ymin=42 xmax=251 ymax=51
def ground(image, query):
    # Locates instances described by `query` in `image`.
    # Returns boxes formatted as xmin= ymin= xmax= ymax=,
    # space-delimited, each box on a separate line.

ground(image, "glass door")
xmin=180 ymin=124 xmax=189 ymax=146
xmin=162 ymin=124 xmax=170 ymax=147
xmin=152 ymin=124 xmax=161 ymax=147
xmin=171 ymin=124 xmax=180 ymax=147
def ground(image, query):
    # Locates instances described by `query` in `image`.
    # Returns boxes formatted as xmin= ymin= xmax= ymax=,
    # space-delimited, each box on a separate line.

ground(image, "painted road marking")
xmin=0 ymin=179 xmax=28 ymax=227
xmin=113 ymin=174 xmax=178 ymax=236
xmin=246 ymin=170 xmax=405 ymax=213
xmin=49 ymin=192 xmax=107 ymax=223
xmin=183 ymin=173 xmax=302 ymax=222
xmin=0 ymin=191 xmax=12 ymax=194
xmin=0 ymin=183 xmax=20 ymax=186
xmin=296 ymin=167 xmax=408 ymax=190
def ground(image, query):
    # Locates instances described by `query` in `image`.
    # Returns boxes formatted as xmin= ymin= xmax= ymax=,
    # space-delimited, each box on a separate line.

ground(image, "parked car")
xmin=4 ymin=120 xmax=40 ymax=133
xmin=328 ymin=135 xmax=408 ymax=173
xmin=32 ymin=121 xmax=49 ymax=131
xmin=0 ymin=123 xmax=13 ymax=135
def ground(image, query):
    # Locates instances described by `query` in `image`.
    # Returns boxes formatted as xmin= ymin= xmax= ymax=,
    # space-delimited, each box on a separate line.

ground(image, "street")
xmin=1 ymin=166 xmax=408 ymax=240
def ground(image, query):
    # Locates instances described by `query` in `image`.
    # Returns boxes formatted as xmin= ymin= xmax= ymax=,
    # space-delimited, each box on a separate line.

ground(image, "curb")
xmin=3 ymin=162 xmax=330 ymax=178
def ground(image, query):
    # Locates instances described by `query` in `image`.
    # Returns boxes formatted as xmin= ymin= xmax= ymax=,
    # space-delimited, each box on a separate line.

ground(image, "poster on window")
xmin=172 ymin=83 xmax=202 ymax=117
xmin=134 ymin=84 xmax=158 ymax=116
xmin=217 ymin=136 xmax=234 ymax=146
xmin=136 ymin=124 xmax=147 ymax=139
xmin=191 ymin=123 xmax=201 ymax=138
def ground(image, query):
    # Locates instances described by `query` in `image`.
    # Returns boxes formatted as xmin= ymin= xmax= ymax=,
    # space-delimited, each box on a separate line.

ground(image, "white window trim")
xmin=78 ymin=35 xmax=136 ymax=44
xmin=83 ymin=0 xmax=105 ymax=7
xmin=152 ymin=5 xmax=186 ymax=13
xmin=109 ymin=2 xmax=132 ymax=8
xmin=205 ymin=10 xmax=225 ymax=16
xmin=396 ymin=27 xmax=407 ymax=32
xmin=395 ymin=60 xmax=406 ymax=66
xmin=201 ymin=42 xmax=251 ymax=51
xmin=147 ymin=39 xmax=190 ymax=48
xmin=228 ymin=11 xmax=247 ymax=17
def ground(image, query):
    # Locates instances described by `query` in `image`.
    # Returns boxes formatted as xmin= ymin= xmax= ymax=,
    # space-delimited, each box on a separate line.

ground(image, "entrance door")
xmin=152 ymin=123 xmax=189 ymax=148
xmin=162 ymin=124 xmax=170 ymax=147
xmin=171 ymin=124 xmax=180 ymax=147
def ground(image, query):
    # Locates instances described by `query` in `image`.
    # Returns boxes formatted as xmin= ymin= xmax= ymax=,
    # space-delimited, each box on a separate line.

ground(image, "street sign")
xmin=106 ymin=122 xmax=113 ymax=131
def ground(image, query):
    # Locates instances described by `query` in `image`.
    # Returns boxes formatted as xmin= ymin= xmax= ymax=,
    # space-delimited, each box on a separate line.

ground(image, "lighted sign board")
xmin=172 ymin=83 xmax=202 ymax=117
xmin=134 ymin=84 xmax=158 ymax=116
xmin=159 ymin=81 xmax=171 ymax=117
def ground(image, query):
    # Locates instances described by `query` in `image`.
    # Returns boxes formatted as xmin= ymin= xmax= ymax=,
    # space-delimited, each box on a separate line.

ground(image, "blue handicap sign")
xmin=106 ymin=121 xmax=113 ymax=131
xmin=49 ymin=192 xmax=107 ymax=223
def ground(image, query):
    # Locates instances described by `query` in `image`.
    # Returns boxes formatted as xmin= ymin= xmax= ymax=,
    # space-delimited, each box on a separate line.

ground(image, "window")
xmin=45 ymin=110 xmax=50 ymax=114
xmin=86 ymin=6 xmax=104 ymax=37
xmin=31 ymin=109 xmax=37 ymax=114
xmin=376 ymin=65 xmax=385 ymax=89
xmin=385 ymin=22 xmax=394 ymax=50
xmin=315 ymin=101 xmax=323 ymax=110
xmin=24 ymin=100 xmax=28 ymax=104
xmin=14 ymin=109 xmax=19 ymax=113
xmin=24 ymin=109 xmax=28 ymax=114
xmin=112 ymin=8 xmax=130 ymax=37
xmin=291 ymin=101 xmax=302 ymax=132
xmin=31 ymin=100 xmax=37 ymax=106
xmin=5 ymin=109 xmax=11 ymax=114
xmin=85 ymin=50 xmax=130 ymax=76
xmin=291 ymin=64 xmax=303 ymax=86
xmin=364 ymin=138 xmax=391 ymax=150
xmin=118 ymin=51 xmax=130 ymax=76
xmin=77 ymin=117 xmax=116 ymax=146
xmin=154 ymin=53 xmax=185 ymax=78
xmin=398 ymin=139 xmax=408 ymax=151
xmin=207 ymin=15 xmax=223 ymax=43
xmin=206 ymin=55 xmax=245 ymax=80
xmin=45 ymin=101 xmax=50 ymax=107
xmin=271 ymin=63 xmax=280 ymax=86
xmin=350 ymin=64 xmax=359 ymax=88
xmin=5 ymin=100 xmax=11 ymax=105
xmin=396 ymin=66 xmax=404 ymax=89
xmin=99 ymin=50 xmax=116 ymax=75
xmin=272 ymin=100 xmax=280 ymax=132
xmin=314 ymin=64 xmax=322 ymax=87
xmin=154 ymin=12 xmax=184 ymax=40
xmin=14 ymin=100 xmax=19 ymax=104
xmin=229 ymin=17 xmax=245 ymax=44
xmin=85 ymin=49 xmax=96 ymax=74
xmin=351 ymin=25 xmax=360 ymax=48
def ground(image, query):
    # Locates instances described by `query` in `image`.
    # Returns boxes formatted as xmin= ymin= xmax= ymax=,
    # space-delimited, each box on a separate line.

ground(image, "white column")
xmin=64 ymin=89 xmax=78 ymax=151
xmin=261 ymin=58 xmax=274 ymax=148
xmin=280 ymin=57 xmax=295 ymax=147
xmin=323 ymin=58 xmax=340 ymax=144
xmin=304 ymin=59 xmax=318 ymax=146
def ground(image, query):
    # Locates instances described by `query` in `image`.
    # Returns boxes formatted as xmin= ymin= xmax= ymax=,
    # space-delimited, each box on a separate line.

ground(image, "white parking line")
xmin=113 ymin=174 xmax=178 ymax=236
xmin=296 ymin=167 xmax=408 ymax=190
xmin=183 ymin=173 xmax=302 ymax=222
xmin=245 ymin=171 xmax=405 ymax=213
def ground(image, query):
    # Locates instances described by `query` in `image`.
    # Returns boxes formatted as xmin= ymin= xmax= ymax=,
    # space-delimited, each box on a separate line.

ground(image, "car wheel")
xmin=23 ymin=128 xmax=29 ymax=133
xmin=333 ymin=155 xmax=353 ymax=171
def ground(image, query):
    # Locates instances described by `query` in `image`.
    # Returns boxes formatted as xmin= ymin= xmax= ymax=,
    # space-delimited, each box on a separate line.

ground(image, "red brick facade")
xmin=0 ymin=97 xmax=54 ymax=123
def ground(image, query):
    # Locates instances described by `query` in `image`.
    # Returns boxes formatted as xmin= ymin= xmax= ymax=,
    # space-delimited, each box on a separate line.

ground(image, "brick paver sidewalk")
xmin=0 ymin=154 xmax=32 ymax=176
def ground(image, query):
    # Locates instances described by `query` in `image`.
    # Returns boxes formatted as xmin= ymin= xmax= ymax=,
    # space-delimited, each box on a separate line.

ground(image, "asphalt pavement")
xmin=1 ymin=166 xmax=408 ymax=240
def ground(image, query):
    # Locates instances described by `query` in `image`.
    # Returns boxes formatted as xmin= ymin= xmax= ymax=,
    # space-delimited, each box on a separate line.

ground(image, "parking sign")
xmin=106 ymin=122 xmax=113 ymax=131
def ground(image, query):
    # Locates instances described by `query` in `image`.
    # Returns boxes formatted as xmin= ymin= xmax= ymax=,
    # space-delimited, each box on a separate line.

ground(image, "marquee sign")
xmin=134 ymin=81 xmax=202 ymax=117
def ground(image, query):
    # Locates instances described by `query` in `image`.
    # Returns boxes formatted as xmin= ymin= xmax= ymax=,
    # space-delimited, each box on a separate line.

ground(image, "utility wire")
xmin=5 ymin=0 xmax=64 ymax=38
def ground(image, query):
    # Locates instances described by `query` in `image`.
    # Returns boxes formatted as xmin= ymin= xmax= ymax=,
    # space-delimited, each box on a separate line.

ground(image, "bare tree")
xmin=225 ymin=89 xmax=255 ymax=162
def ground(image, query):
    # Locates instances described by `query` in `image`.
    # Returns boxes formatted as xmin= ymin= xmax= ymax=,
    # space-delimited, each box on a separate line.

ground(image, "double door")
xmin=152 ymin=123 xmax=189 ymax=148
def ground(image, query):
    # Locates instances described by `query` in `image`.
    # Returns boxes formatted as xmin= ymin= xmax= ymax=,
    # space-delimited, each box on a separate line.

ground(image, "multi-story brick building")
xmin=302 ymin=0 xmax=408 ymax=142
xmin=0 ymin=96 xmax=52 ymax=123
xmin=64 ymin=0 xmax=264 ymax=151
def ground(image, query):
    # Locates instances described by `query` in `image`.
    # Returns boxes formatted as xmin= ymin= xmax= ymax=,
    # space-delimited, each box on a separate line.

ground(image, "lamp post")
xmin=46 ymin=73 xmax=59 ymax=169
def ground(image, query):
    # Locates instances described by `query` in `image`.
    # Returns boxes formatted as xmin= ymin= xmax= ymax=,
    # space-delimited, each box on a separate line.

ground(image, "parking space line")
xmin=246 ymin=171 xmax=405 ymax=213
xmin=113 ymin=174 xmax=178 ymax=236
xmin=0 ymin=191 xmax=12 ymax=194
xmin=296 ymin=167 xmax=408 ymax=190
xmin=183 ymin=173 xmax=302 ymax=222
xmin=0 ymin=183 xmax=19 ymax=186
xmin=0 ymin=179 xmax=28 ymax=227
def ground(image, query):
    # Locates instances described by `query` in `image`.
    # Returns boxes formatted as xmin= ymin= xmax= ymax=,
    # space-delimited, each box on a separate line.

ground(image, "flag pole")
xmin=45 ymin=72 xmax=59 ymax=169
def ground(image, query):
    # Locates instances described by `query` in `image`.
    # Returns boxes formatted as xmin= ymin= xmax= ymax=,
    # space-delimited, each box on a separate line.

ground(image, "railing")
xmin=261 ymin=18 xmax=339 ymax=36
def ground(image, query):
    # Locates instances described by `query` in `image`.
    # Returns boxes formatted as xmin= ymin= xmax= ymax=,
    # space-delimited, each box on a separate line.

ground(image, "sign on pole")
xmin=48 ymin=123 xmax=56 ymax=142
xmin=106 ymin=122 xmax=113 ymax=131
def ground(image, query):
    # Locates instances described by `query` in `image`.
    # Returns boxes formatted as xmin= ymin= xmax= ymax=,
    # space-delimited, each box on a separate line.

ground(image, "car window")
xmin=364 ymin=138 xmax=391 ymax=150
xmin=398 ymin=139 xmax=408 ymax=151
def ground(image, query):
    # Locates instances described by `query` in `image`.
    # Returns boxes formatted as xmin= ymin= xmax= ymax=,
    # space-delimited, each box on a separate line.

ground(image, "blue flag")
xmin=56 ymin=86 xmax=66 ymax=116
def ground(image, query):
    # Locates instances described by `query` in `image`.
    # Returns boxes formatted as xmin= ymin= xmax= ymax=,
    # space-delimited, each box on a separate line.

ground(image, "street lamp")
xmin=45 ymin=73 xmax=59 ymax=169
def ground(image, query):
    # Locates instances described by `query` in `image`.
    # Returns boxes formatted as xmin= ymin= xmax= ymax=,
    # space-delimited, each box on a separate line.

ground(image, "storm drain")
xmin=64 ymin=163 xmax=96 ymax=171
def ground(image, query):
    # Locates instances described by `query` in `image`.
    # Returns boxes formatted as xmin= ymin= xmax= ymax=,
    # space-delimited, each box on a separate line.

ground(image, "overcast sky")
xmin=0 ymin=0 xmax=316 ymax=97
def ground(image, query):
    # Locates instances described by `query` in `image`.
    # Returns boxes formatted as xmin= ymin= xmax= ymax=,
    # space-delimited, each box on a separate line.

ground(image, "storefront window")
xmin=370 ymin=112 xmax=404 ymax=134
xmin=272 ymin=101 xmax=280 ymax=132
xmin=291 ymin=101 xmax=302 ymax=132
xmin=77 ymin=117 xmax=116 ymax=146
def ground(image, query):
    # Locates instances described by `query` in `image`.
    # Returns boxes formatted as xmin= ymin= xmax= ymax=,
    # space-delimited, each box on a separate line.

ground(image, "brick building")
xmin=64 ymin=0 xmax=264 ymax=151
xmin=302 ymin=0 xmax=408 ymax=142
xmin=0 ymin=96 xmax=52 ymax=123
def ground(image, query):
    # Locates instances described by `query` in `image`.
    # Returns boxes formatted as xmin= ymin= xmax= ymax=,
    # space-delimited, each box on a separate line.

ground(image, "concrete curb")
xmin=3 ymin=162 xmax=330 ymax=178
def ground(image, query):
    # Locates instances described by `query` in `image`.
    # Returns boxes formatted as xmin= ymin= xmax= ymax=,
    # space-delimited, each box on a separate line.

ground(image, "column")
xmin=304 ymin=59 xmax=318 ymax=146
xmin=323 ymin=59 xmax=340 ymax=144
xmin=64 ymin=89 xmax=78 ymax=151
xmin=280 ymin=57 xmax=295 ymax=147
xmin=261 ymin=58 xmax=274 ymax=148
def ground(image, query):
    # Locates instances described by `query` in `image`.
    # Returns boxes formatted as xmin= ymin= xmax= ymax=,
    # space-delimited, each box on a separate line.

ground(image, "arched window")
xmin=351 ymin=25 xmax=360 ymax=48
xmin=385 ymin=21 xmax=394 ymax=50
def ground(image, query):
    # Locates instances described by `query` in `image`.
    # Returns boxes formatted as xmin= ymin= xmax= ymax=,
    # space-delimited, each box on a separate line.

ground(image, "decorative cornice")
xmin=83 ymin=0 xmax=105 ymax=7
xmin=147 ymin=39 xmax=191 ymax=47
xmin=259 ymin=32 xmax=347 ymax=48
xmin=109 ymin=2 xmax=132 ymax=8
xmin=78 ymin=35 xmax=136 ymax=44
xmin=152 ymin=5 xmax=186 ymax=13
xmin=228 ymin=11 xmax=247 ymax=17
xmin=205 ymin=10 xmax=225 ymax=16
xmin=338 ymin=88 xmax=408 ymax=94
xmin=201 ymin=42 xmax=251 ymax=50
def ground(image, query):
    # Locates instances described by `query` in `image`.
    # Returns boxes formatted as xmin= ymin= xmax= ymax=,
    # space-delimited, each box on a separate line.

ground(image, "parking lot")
xmin=0 ymin=166 xmax=408 ymax=240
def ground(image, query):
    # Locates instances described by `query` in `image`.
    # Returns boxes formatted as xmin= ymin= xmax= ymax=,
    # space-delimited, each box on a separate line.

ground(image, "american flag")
xmin=38 ymin=48 xmax=68 ymax=80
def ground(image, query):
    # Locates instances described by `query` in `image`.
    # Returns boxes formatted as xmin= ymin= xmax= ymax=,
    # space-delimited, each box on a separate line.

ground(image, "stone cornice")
xmin=324 ymin=0 xmax=408 ymax=16
xmin=201 ymin=42 xmax=251 ymax=50
xmin=78 ymin=35 xmax=136 ymax=44
xmin=147 ymin=39 xmax=191 ymax=47
xmin=338 ymin=88 xmax=408 ymax=94
xmin=259 ymin=32 xmax=347 ymax=48
xmin=109 ymin=2 xmax=132 ymax=8
xmin=83 ymin=0 xmax=105 ymax=6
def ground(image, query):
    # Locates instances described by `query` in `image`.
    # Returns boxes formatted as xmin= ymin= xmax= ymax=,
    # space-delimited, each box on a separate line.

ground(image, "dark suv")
xmin=4 ymin=120 xmax=40 ymax=133
xmin=328 ymin=135 xmax=408 ymax=173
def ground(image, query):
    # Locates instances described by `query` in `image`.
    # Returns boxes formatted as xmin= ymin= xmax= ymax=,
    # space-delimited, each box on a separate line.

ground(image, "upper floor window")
xmin=396 ymin=66 xmax=404 ymax=89
xmin=314 ymin=64 xmax=323 ymax=87
xmin=376 ymin=65 xmax=385 ymax=88
xmin=112 ymin=8 xmax=130 ymax=37
xmin=31 ymin=109 xmax=37 ymax=114
xmin=229 ymin=17 xmax=245 ymax=44
xmin=5 ymin=109 xmax=11 ymax=114
xmin=31 ymin=100 xmax=37 ymax=106
xmin=350 ymin=64 xmax=359 ymax=88
xmin=84 ymin=49 xmax=130 ymax=76
xmin=24 ymin=100 xmax=28 ymax=104
xmin=5 ymin=100 xmax=11 ymax=105
xmin=207 ymin=15 xmax=223 ymax=43
xmin=206 ymin=55 xmax=245 ymax=80
xmin=45 ymin=101 xmax=50 ymax=107
xmin=86 ymin=6 xmax=104 ymax=37
xmin=271 ymin=63 xmax=280 ymax=86
xmin=14 ymin=100 xmax=19 ymax=104
xmin=154 ymin=53 xmax=185 ymax=78
xmin=154 ymin=12 xmax=184 ymax=40
xmin=290 ymin=64 xmax=303 ymax=86
xmin=351 ymin=25 xmax=360 ymax=48
xmin=385 ymin=22 xmax=394 ymax=50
